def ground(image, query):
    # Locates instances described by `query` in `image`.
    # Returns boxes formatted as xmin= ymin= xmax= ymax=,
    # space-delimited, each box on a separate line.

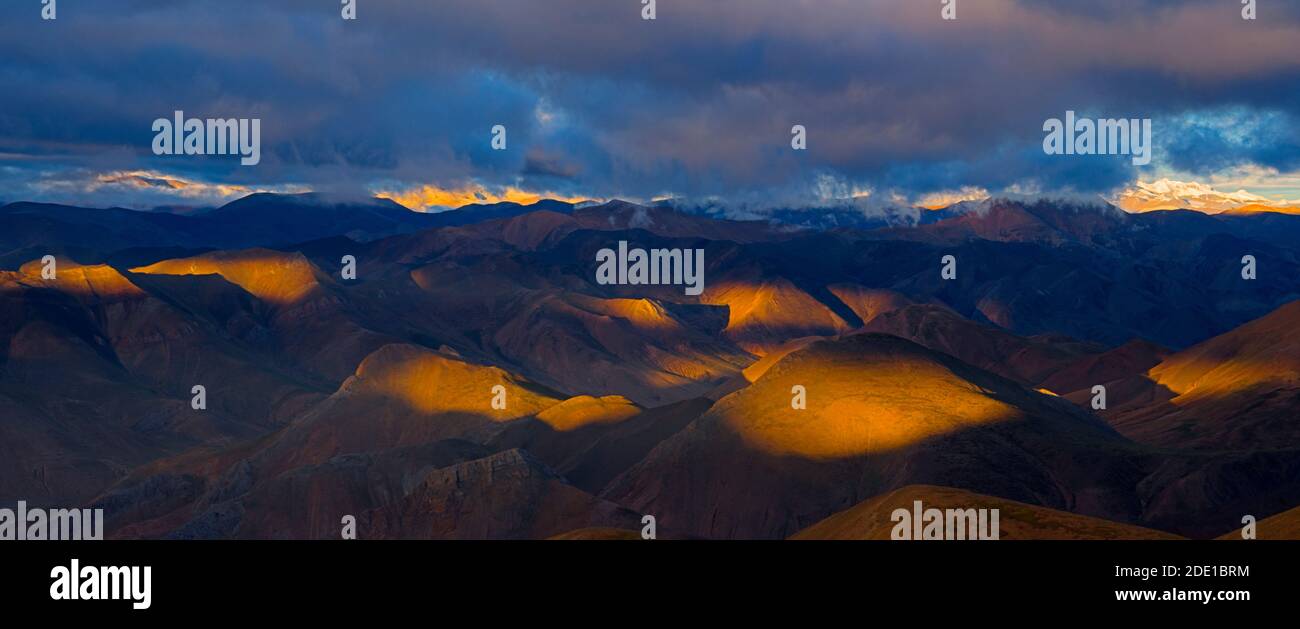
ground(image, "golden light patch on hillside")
xmin=1103 ymin=301 xmax=1300 ymax=450
xmin=571 ymin=295 xmax=685 ymax=335
xmin=17 ymin=258 xmax=144 ymax=300
xmin=131 ymin=249 xmax=322 ymax=305
xmin=1146 ymin=300 xmax=1300 ymax=402
xmin=1217 ymin=505 xmax=1300 ymax=540
xmin=740 ymin=336 xmax=820 ymax=383
xmin=702 ymin=278 xmax=851 ymax=355
xmin=791 ymin=485 xmax=1183 ymax=540
xmin=347 ymin=344 xmax=560 ymax=420
xmin=715 ymin=335 xmax=1020 ymax=458
xmin=536 ymin=395 xmax=641 ymax=432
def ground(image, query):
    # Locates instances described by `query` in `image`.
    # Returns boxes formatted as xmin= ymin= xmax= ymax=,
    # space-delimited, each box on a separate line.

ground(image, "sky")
xmin=1 ymin=0 xmax=1299 ymax=213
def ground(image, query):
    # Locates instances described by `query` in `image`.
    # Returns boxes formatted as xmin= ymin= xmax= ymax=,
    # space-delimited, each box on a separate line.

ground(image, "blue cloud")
xmin=0 ymin=0 xmax=1297 ymax=207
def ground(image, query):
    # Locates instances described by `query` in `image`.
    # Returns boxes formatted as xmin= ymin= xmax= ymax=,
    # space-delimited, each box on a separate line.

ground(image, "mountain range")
xmin=2 ymin=193 xmax=1299 ymax=539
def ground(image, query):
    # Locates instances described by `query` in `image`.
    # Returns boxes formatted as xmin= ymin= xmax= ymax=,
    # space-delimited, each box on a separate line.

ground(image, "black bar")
xmin=2 ymin=540 xmax=1291 ymax=619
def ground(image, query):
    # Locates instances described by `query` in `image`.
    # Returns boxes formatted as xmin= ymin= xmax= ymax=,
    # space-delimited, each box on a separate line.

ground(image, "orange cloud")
xmin=91 ymin=170 xmax=294 ymax=199
xmin=915 ymin=187 xmax=990 ymax=210
xmin=376 ymin=184 xmax=588 ymax=211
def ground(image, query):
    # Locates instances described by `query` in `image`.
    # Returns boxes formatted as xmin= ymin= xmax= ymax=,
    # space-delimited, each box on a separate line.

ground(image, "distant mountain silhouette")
xmin=0 ymin=193 xmax=578 ymax=268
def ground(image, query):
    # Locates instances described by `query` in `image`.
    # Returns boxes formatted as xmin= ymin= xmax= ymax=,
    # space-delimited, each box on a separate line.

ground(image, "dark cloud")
xmin=1158 ymin=108 xmax=1300 ymax=175
xmin=0 ymin=0 xmax=1297 ymax=207
xmin=522 ymin=148 xmax=581 ymax=180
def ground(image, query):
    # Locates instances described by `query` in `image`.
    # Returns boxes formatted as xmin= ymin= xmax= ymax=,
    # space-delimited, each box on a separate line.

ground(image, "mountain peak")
xmin=17 ymin=258 xmax=144 ymax=300
xmin=535 ymin=395 xmax=641 ymax=432
xmin=716 ymin=333 xmax=1029 ymax=458
xmin=131 ymin=248 xmax=323 ymax=305
xmin=344 ymin=343 xmax=561 ymax=419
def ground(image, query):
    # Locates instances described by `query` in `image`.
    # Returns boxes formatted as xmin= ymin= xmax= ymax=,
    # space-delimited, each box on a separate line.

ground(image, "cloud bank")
xmin=1 ymin=0 xmax=1297 ymax=209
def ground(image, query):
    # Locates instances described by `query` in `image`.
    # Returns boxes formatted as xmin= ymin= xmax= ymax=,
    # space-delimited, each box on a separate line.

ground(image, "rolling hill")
xmin=5 ymin=194 xmax=1300 ymax=540
xmin=792 ymin=485 xmax=1182 ymax=540
xmin=600 ymin=333 xmax=1148 ymax=539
